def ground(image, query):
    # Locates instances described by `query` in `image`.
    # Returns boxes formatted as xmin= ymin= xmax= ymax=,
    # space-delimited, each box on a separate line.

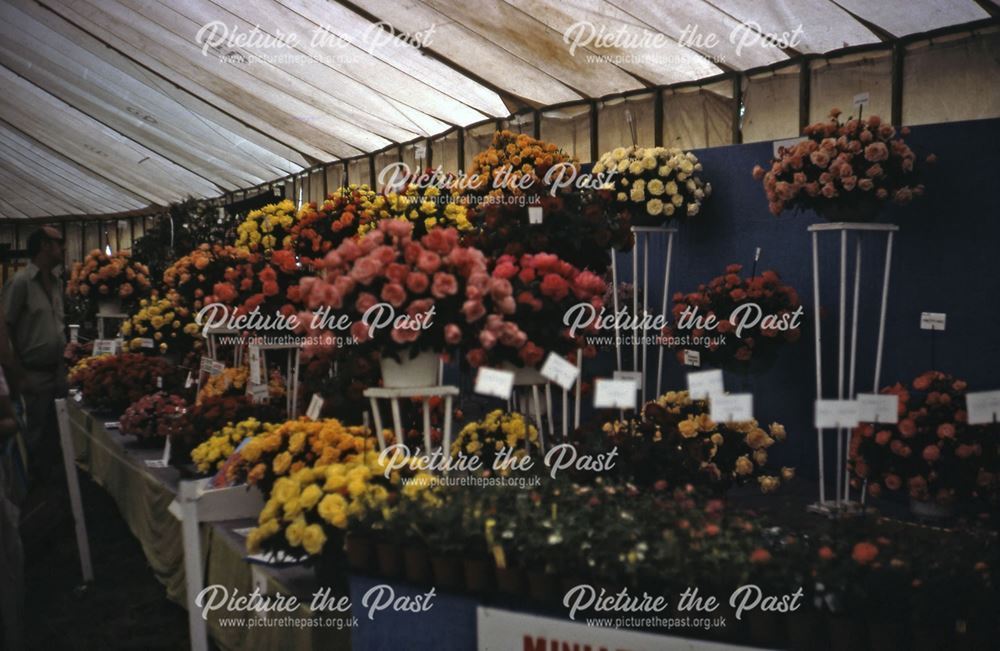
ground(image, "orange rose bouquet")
xmin=291 ymin=185 xmax=378 ymax=270
xmin=66 ymin=249 xmax=151 ymax=314
xmin=162 ymin=244 xmax=251 ymax=312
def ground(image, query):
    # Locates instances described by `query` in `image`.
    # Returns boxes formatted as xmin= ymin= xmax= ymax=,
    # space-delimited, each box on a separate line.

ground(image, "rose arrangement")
xmin=235 ymin=199 xmax=299 ymax=254
xmin=290 ymin=186 xmax=377 ymax=270
xmin=463 ymin=130 xmax=573 ymax=197
xmin=664 ymin=264 xmax=802 ymax=369
xmin=298 ymin=220 xmax=488 ymax=361
xmin=190 ymin=417 xmax=277 ymax=474
xmin=599 ymin=390 xmax=793 ymax=493
xmin=121 ymin=297 xmax=202 ymax=356
xmin=451 ymin=410 xmax=539 ymax=470
xmin=227 ymin=417 xmax=378 ymax=495
xmin=162 ymin=244 xmax=251 ymax=312
xmin=196 ymin=366 xmax=285 ymax=405
xmin=70 ymin=353 xmax=182 ymax=414
xmin=205 ymin=249 xmax=304 ymax=322
xmin=461 ymin=188 xmax=632 ymax=274
xmin=850 ymin=371 xmax=1000 ymax=507
xmin=594 ymin=145 xmax=712 ymax=225
xmin=463 ymin=252 xmax=606 ymax=370
xmin=359 ymin=183 xmax=472 ymax=239
xmin=120 ymin=391 xmax=188 ymax=447
xmin=66 ymin=250 xmax=151 ymax=312
xmin=753 ymin=108 xmax=934 ymax=219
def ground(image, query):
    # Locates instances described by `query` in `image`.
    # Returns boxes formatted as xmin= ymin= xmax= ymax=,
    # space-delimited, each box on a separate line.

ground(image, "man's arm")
xmin=0 ymin=281 xmax=27 ymax=395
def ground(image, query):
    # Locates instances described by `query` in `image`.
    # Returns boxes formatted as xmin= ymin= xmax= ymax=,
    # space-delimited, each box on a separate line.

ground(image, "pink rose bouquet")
xmin=298 ymin=220 xmax=489 ymax=361
xmin=463 ymin=252 xmax=607 ymax=370
xmin=753 ymin=108 xmax=934 ymax=220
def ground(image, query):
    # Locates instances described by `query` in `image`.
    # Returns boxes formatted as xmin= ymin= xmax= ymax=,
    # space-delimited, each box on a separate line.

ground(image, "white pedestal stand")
xmin=364 ymin=386 xmax=459 ymax=460
xmin=172 ymin=479 xmax=264 ymax=651
xmin=250 ymin=342 xmax=302 ymax=417
xmin=55 ymin=398 xmax=94 ymax=584
xmin=610 ymin=226 xmax=676 ymax=404
xmin=96 ymin=311 xmax=127 ymax=339
xmin=808 ymin=222 xmax=897 ymax=514
xmin=204 ymin=325 xmax=244 ymax=367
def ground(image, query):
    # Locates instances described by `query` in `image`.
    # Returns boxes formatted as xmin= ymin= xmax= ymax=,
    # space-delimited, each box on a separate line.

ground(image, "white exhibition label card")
xmin=710 ymin=393 xmax=754 ymax=423
xmin=540 ymin=353 xmax=578 ymax=390
xmin=815 ymin=399 xmax=860 ymax=429
xmin=683 ymin=349 xmax=701 ymax=367
xmin=248 ymin=345 xmax=263 ymax=385
xmin=593 ymin=378 xmax=638 ymax=410
xmin=200 ymin=357 xmax=225 ymax=376
xmin=920 ymin=312 xmax=946 ymax=331
xmin=104 ymin=421 xmax=120 ymax=430
xmin=92 ymin=339 xmax=117 ymax=356
xmin=853 ymin=91 xmax=870 ymax=108
xmin=138 ymin=338 xmax=155 ymax=349
xmin=474 ymin=367 xmax=515 ymax=400
xmin=184 ymin=372 xmax=194 ymax=389
xmin=528 ymin=206 xmax=543 ymax=224
xmin=306 ymin=393 xmax=325 ymax=420
xmin=856 ymin=393 xmax=899 ymax=424
xmin=965 ymin=390 xmax=1000 ymax=425
xmin=687 ymin=369 xmax=724 ymax=401
xmin=612 ymin=370 xmax=643 ymax=390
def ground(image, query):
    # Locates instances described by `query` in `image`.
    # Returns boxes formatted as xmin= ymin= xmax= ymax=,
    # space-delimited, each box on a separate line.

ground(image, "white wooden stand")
xmin=204 ymin=325 xmax=244 ymax=367
xmin=364 ymin=386 xmax=459 ymax=458
xmin=55 ymin=398 xmax=94 ymax=584
xmin=173 ymin=479 xmax=264 ymax=651
xmin=610 ymin=226 xmax=676 ymax=404
xmin=96 ymin=312 xmax=127 ymax=339
xmin=809 ymin=222 xmax=897 ymax=513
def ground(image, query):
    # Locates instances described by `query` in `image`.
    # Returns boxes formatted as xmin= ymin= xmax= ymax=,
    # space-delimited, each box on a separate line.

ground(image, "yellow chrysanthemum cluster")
xmin=121 ymin=297 xmax=200 ymax=355
xmin=358 ymin=185 xmax=472 ymax=235
xmin=195 ymin=366 xmax=285 ymax=405
xmin=236 ymin=199 xmax=298 ymax=253
xmin=230 ymin=417 xmax=379 ymax=489
xmin=246 ymin=449 xmax=393 ymax=557
xmin=451 ymin=410 xmax=538 ymax=464
xmin=190 ymin=417 xmax=276 ymax=474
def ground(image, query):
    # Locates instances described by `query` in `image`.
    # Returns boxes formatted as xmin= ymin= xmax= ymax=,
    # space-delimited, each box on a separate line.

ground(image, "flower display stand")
xmin=246 ymin=341 xmax=302 ymax=417
xmin=96 ymin=311 xmax=128 ymax=339
xmin=364 ymin=385 xmax=460 ymax=459
xmin=171 ymin=478 xmax=265 ymax=651
xmin=808 ymin=222 xmax=898 ymax=513
xmin=610 ymin=226 xmax=677 ymax=404
xmin=204 ymin=325 xmax=245 ymax=367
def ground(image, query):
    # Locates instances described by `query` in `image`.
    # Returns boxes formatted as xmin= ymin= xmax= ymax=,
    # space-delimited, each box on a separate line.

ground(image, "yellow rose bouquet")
xmin=601 ymin=390 xmax=792 ymax=494
xmin=235 ymin=199 xmax=299 ymax=255
xmin=121 ymin=297 xmax=202 ymax=357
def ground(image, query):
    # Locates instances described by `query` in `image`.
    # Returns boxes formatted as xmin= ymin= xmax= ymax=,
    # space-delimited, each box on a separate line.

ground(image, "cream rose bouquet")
xmin=594 ymin=146 xmax=711 ymax=225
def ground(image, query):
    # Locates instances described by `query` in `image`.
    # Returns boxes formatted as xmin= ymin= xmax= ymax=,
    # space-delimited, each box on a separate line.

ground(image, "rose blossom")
xmin=430 ymin=272 xmax=458 ymax=299
xmin=390 ymin=325 xmax=420 ymax=344
xmin=936 ymin=423 xmax=956 ymax=439
xmin=406 ymin=271 xmax=429 ymax=294
xmin=350 ymin=320 xmax=370 ymax=343
xmin=922 ymin=445 xmax=940 ymax=462
xmin=444 ymin=324 xmax=462 ymax=345
xmin=386 ymin=263 xmax=409 ymax=284
xmin=539 ymin=274 xmax=570 ymax=301
xmin=462 ymin=299 xmax=486 ymax=322
xmin=864 ymin=142 xmax=888 ymax=162
xmin=381 ymin=283 xmax=407 ymax=308
xmin=351 ymin=257 xmax=380 ymax=284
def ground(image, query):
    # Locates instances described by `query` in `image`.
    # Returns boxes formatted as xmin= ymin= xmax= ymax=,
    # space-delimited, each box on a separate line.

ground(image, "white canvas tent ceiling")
xmin=0 ymin=0 xmax=993 ymax=219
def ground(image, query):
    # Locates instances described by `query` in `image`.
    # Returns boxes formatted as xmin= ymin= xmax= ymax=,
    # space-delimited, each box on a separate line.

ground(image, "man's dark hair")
xmin=26 ymin=226 xmax=54 ymax=258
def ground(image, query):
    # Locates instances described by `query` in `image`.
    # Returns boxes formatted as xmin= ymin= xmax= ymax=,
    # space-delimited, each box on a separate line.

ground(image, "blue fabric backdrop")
xmin=615 ymin=117 xmax=1000 ymax=478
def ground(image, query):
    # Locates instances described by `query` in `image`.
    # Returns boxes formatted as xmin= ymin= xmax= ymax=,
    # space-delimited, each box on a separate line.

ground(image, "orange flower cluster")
xmin=464 ymin=131 xmax=575 ymax=196
xmin=162 ymin=244 xmax=250 ymax=311
xmin=66 ymin=249 xmax=151 ymax=306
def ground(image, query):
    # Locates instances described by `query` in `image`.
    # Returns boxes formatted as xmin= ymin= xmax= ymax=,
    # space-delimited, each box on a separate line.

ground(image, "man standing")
xmin=1 ymin=225 xmax=68 ymax=482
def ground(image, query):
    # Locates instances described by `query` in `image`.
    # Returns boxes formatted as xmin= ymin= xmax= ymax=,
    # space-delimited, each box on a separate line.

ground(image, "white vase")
xmin=501 ymin=362 xmax=546 ymax=386
xmin=97 ymin=297 xmax=123 ymax=316
xmin=380 ymin=350 xmax=438 ymax=388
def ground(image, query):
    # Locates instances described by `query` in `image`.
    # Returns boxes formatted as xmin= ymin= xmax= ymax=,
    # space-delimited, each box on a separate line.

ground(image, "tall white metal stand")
xmin=610 ymin=226 xmax=676 ymax=404
xmin=809 ymin=222 xmax=897 ymax=512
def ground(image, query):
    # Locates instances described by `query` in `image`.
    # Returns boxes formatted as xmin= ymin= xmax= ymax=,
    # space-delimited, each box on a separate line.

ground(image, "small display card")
xmin=687 ymin=369 xmax=724 ymax=401
xmin=528 ymin=206 xmax=543 ymax=225
xmin=682 ymin=349 xmax=701 ymax=367
xmin=710 ymin=393 xmax=754 ymax=423
xmin=593 ymin=378 xmax=638 ymax=410
xmin=474 ymin=367 xmax=515 ymax=400
xmin=612 ymin=370 xmax=643 ymax=391
xmin=540 ymin=353 xmax=578 ymax=391
xmin=920 ymin=312 xmax=946 ymax=331
xmin=306 ymin=394 xmax=325 ymax=420
xmin=965 ymin=390 xmax=1000 ymax=425
xmin=856 ymin=393 xmax=898 ymax=424
xmin=815 ymin=399 xmax=860 ymax=429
